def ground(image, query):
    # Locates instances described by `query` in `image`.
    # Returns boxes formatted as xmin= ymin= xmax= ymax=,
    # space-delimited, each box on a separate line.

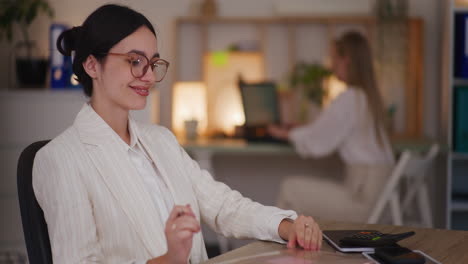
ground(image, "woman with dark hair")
xmin=33 ymin=4 xmax=322 ymax=264
xmin=269 ymin=31 xmax=395 ymax=223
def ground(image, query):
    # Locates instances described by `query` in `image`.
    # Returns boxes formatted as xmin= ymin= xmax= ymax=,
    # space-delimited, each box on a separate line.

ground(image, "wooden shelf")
xmin=176 ymin=16 xmax=375 ymax=25
xmin=452 ymin=199 xmax=468 ymax=211
xmin=452 ymin=152 xmax=468 ymax=160
xmin=455 ymin=0 xmax=468 ymax=9
xmin=454 ymin=7 xmax=468 ymax=12
xmin=453 ymin=78 xmax=468 ymax=86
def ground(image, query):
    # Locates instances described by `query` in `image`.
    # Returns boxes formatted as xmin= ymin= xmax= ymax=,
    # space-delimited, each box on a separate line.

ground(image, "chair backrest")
xmin=400 ymin=144 xmax=439 ymax=228
xmin=17 ymin=140 xmax=52 ymax=264
xmin=367 ymin=150 xmax=412 ymax=225
xmin=367 ymin=144 xmax=440 ymax=227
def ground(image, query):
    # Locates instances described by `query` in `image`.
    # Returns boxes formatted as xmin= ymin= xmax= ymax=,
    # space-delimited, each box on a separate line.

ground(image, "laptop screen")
xmin=239 ymin=81 xmax=280 ymax=126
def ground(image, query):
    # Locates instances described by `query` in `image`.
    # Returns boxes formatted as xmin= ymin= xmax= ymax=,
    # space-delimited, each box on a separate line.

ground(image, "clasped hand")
xmin=164 ymin=204 xmax=200 ymax=264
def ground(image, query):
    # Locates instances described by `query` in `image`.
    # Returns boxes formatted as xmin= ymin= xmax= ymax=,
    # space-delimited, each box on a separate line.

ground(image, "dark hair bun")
xmin=56 ymin=26 xmax=84 ymax=56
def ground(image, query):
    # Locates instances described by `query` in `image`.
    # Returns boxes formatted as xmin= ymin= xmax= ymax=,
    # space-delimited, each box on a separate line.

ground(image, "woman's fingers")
xmin=183 ymin=204 xmax=196 ymax=218
xmin=304 ymin=221 xmax=313 ymax=250
xmin=310 ymin=220 xmax=322 ymax=251
xmin=168 ymin=204 xmax=196 ymax=221
xmin=317 ymin=222 xmax=323 ymax=250
xmin=166 ymin=204 xmax=200 ymax=235
xmin=168 ymin=205 xmax=185 ymax=221
xmin=172 ymin=215 xmax=201 ymax=233
xmin=310 ymin=221 xmax=318 ymax=250
xmin=287 ymin=225 xmax=297 ymax=249
xmin=292 ymin=215 xmax=322 ymax=251
xmin=294 ymin=216 xmax=305 ymax=248
xmin=165 ymin=204 xmax=199 ymax=264
xmin=267 ymin=125 xmax=289 ymax=139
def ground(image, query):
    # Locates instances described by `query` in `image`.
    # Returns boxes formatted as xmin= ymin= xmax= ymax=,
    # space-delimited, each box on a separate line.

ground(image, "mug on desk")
xmin=184 ymin=119 xmax=199 ymax=140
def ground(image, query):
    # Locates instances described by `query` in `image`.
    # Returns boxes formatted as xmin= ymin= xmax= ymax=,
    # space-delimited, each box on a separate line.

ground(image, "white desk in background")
xmin=182 ymin=137 xmax=441 ymax=178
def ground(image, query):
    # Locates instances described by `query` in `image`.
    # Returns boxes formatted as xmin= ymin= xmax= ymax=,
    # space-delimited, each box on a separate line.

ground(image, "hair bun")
xmin=57 ymin=26 xmax=84 ymax=56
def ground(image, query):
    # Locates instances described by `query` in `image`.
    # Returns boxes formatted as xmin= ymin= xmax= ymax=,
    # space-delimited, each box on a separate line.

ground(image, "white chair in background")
xmin=401 ymin=144 xmax=440 ymax=228
xmin=368 ymin=144 xmax=440 ymax=228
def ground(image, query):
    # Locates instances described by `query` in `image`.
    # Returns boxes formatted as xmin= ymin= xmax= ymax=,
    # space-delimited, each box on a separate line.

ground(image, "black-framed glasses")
xmin=104 ymin=52 xmax=170 ymax=82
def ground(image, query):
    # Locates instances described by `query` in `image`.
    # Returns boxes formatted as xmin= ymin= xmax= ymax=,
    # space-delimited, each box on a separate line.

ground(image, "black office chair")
xmin=17 ymin=140 xmax=52 ymax=264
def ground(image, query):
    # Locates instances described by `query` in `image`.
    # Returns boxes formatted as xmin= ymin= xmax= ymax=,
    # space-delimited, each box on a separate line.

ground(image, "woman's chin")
xmin=129 ymin=100 xmax=147 ymax=111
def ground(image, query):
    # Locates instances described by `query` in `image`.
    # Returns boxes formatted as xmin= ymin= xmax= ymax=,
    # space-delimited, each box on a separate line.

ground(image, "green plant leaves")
xmin=288 ymin=62 xmax=331 ymax=105
xmin=0 ymin=0 xmax=54 ymax=42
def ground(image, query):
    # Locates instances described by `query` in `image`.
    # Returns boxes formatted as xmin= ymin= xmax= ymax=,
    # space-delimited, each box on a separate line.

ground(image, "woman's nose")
xmin=140 ymin=66 xmax=157 ymax=83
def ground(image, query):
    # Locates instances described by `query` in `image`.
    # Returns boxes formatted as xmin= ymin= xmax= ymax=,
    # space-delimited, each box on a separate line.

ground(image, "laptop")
xmin=238 ymin=79 xmax=288 ymax=144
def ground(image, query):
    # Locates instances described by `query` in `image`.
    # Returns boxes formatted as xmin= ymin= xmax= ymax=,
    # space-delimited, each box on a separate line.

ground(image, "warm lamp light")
xmin=172 ymin=82 xmax=207 ymax=138
xmin=204 ymin=52 xmax=264 ymax=135
xmin=323 ymin=75 xmax=347 ymax=106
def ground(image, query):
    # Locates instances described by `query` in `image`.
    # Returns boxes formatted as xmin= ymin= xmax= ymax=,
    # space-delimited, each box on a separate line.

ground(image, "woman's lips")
xmin=130 ymin=86 xmax=149 ymax=96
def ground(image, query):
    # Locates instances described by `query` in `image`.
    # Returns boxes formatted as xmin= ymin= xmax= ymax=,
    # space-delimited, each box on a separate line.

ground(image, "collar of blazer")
xmin=72 ymin=103 xmax=172 ymax=257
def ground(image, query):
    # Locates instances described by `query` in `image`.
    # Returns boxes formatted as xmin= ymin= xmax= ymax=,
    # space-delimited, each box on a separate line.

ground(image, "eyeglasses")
xmin=104 ymin=52 xmax=170 ymax=82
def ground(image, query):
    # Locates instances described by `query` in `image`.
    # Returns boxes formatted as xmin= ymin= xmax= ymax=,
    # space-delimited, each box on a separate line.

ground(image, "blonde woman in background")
xmin=268 ymin=31 xmax=395 ymax=223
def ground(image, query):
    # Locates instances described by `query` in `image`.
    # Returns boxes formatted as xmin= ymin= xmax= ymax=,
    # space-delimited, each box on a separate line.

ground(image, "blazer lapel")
xmin=137 ymin=124 xmax=194 ymax=207
xmin=73 ymin=104 xmax=167 ymax=257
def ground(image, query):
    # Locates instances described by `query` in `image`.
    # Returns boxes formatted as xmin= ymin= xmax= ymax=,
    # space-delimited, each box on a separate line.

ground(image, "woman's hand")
xmin=278 ymin=215 xmax=322 ymax=251
xmin=267 ymin=125 xmax=291 ymax=140
xmin=164 ymin=204 xmax=200 ymax=264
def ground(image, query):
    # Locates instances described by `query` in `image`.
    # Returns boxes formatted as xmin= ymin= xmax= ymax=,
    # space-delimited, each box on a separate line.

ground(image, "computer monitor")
xmin=238 ymin=79 xmax=285 ymax=143
xmin=239 ymin=80 xmax=280 ymax=125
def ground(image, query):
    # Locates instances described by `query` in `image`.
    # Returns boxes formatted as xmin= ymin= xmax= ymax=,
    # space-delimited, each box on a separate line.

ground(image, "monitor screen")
xmin=239 ymin=81 xmax=280 ymax=126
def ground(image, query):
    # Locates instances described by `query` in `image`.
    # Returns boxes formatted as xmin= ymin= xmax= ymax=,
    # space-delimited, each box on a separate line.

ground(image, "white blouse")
xmin=289 ymin=88 xmax=395 ymax=165
xmin=111 ymin=121 xmax=175 ymax=224
xmin=126 ymin=138 xmax=174 ymax=264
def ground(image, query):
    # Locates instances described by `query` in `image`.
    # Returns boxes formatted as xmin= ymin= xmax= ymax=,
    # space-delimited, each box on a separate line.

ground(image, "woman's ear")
xmin=82 ymin=55 xmax=100 ymax=79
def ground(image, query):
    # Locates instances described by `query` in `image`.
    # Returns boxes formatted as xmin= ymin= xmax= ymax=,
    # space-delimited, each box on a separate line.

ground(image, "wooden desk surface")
xmin=203 ymin=220 xmax=468 ymax=264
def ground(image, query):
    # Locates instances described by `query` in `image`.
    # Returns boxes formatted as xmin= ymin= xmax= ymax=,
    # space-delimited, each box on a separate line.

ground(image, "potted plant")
xmin=288 ymin=62 xmax=331 ymax=122
xmin=0 ymin=0 xmax=54 ymax=87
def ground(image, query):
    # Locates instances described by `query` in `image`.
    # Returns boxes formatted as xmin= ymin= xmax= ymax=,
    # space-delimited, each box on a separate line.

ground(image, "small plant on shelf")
xmin=289 ymin=62 xmax=332 ymax=106
xmin=0 ymin=0 xmax=54 ymax=87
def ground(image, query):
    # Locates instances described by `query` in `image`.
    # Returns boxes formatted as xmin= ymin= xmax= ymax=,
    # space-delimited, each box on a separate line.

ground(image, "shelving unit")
xmin=452 ymin=152 xmax=468 ymax=160
xmin=442 ymin=0 xmax=468 ymax=230
xmin=453 ymin=78 xmax=468 ymax=85
xmin=174 ymin=15 xmax=424 ymax=138
xmin=452 ymin=199 xmax=468 ymax=211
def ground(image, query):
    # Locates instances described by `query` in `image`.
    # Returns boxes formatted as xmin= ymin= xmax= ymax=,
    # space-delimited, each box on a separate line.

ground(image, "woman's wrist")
xmin=278 ymin=218 xmax=294 ymax=241
xmin=147 ymin=254 xmax=168 ymax=264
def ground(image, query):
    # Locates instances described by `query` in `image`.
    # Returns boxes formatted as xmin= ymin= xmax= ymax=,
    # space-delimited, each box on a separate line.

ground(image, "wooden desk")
xmin=203 ymin=220 xmax=468 ymax=264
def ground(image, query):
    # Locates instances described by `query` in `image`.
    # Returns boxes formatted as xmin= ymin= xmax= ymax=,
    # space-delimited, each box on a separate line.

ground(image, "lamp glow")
xmin=204 ymin=52 xmax=264 ymax=135
xmin=324 ymin=75 xmax=346 ymax=106
xmin=172 ymin=82 xmax=207 ymax=138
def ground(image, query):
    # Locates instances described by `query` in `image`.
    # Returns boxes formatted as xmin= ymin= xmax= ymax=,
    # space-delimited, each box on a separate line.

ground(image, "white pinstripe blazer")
xmin=33 ymin=104 xmax=295 ymax=263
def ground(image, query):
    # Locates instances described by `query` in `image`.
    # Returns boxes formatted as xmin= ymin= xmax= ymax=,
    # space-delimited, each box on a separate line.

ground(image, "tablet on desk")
xmin=323 ymin=230 xmax=378 ymax=253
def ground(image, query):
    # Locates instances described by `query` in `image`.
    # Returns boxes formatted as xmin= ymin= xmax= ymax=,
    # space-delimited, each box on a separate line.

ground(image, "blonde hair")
xmin=334 ymin=31 xmax=388 ymax=148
